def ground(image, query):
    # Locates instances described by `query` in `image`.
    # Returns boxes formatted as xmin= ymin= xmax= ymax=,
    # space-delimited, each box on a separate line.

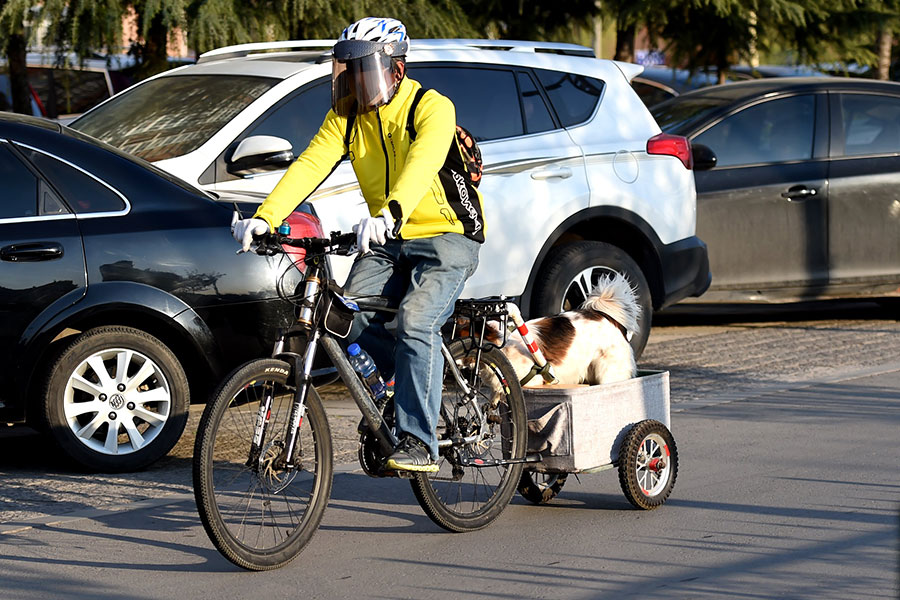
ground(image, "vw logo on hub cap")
xmin=109 ymin=393 xmax=126 ymax=409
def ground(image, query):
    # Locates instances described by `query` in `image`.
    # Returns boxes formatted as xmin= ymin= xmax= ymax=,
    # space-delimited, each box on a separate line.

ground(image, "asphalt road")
xmin=1 ymin=300 xmax=898 ymax=599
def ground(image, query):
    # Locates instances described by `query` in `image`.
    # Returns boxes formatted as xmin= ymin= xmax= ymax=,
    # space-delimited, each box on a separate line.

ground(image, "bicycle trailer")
xmin=519 ymin=370 xmax=678 ymax=509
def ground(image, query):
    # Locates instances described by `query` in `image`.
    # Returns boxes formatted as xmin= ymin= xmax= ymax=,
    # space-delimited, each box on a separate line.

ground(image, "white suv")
xmin=71 ymin=39 xmax=710 ymax=357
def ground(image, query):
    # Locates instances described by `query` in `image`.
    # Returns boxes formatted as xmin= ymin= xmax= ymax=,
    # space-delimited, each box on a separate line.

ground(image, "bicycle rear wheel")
xmin=193 ymin=359 xmax=333 ymax=571
xmin=410 ymin=339 xmax=526 ymax=532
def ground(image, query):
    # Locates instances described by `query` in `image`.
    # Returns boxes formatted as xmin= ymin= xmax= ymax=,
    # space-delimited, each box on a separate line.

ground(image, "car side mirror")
xmin=226 ymin=135 xmax=294 ymax=177
xmin=691 ymin=143 xmax=717 ymax=171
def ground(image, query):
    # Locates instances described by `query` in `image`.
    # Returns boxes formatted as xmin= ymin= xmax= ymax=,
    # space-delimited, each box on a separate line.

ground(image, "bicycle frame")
xmin=256 ymin=248 xmax=494 ymax=472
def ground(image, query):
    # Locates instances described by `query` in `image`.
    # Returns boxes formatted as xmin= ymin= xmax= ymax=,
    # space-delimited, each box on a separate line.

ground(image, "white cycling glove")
xmin=353 ymin=207 xmax=397 ymax=255
xmin=231 ymin=212 xmax=270 ymax=253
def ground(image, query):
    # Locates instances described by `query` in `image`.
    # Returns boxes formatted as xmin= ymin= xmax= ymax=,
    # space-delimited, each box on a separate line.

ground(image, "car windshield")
xmin=71 ymin=74 xmax=278 ymax=161
xmin=650 ymin=97 xmax=729 ymax=134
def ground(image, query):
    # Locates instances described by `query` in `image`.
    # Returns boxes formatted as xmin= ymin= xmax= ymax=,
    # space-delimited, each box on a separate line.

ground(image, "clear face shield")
xmin=332 ymin=40 xmax=400 ymax=117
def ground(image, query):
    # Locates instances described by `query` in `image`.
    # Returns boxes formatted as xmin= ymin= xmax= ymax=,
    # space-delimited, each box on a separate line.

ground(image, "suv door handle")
xmin=0 ymin=242 xmax=64 ymax=262
xmin=531 ymin=167 xmax=573 ymax=180
xmin=781 ymin=185 xmax=817 ymax=201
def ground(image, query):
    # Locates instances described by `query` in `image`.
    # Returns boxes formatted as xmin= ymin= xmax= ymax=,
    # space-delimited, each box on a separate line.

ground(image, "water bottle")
xmin=347 ymin=343 xmax=387 ymax=400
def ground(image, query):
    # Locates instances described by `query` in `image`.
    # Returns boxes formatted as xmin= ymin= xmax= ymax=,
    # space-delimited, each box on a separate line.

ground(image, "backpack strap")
xmin=405 ymin=87 xmax=428 ymax=141
xmin=343 ymin=107 xmax=357 ymax=158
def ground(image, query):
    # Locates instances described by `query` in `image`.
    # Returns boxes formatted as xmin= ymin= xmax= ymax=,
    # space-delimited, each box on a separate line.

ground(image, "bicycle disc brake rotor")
xmin=455 ymin=403 xmax=494 ymax=459
xmin=258 ymin=440 xmax=298 ymax=493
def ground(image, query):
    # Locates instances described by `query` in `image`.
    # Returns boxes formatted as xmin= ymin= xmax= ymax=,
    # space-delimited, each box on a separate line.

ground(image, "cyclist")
xmin=232 ymin=17 xmax=485 ymax=473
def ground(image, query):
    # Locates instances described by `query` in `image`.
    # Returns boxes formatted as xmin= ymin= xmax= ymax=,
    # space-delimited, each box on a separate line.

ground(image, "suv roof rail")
xmin=198 ymin=38 xmax=595 ymax=64
xmin=411 ymin=39 xmax=595 ymax=57
xmin=198 ymin=40 xmax=335 ymax=63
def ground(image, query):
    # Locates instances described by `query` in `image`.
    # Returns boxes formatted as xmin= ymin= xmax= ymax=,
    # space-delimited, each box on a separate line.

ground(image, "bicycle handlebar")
xmin=252 ymin=230 xmax=357 ymax=257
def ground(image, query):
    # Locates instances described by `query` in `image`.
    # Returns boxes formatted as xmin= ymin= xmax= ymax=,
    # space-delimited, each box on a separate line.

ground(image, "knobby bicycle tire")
xmin=193 ymin=359 xmax=333 ymax=570
xmin=410 ymin=339 xmax=527 ymax=532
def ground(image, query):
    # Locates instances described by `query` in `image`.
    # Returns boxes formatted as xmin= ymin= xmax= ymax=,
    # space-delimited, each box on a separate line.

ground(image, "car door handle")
xmin=531 ymin=167 xmax=573 ymax=180
xmin=781 ymin=185 xmax=818 ymax=201
xmin=0 ymin=242 xmax=64 ymax=262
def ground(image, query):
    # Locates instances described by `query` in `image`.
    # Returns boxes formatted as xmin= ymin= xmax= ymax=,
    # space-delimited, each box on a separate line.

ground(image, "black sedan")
xmin=651 ymin=77 xmax=900 ymax=303
xmin=0 ymin=113 xmax=319 ymax=471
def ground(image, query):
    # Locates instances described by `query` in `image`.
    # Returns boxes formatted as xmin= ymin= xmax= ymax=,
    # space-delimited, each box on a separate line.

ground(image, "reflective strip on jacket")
xmin=254 ymin=76 xmax=486 ymax=243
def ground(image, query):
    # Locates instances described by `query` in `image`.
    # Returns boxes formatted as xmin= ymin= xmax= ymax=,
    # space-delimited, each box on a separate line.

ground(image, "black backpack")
xmin=406 ymin=87 xmax=483 ymax=188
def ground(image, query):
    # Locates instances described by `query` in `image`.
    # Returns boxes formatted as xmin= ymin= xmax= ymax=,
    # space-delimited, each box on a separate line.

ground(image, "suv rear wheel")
xmin=42 ymin=326 xmax=190 ymax=472
xmin=531 ymin=241 xmax=653 ymax=359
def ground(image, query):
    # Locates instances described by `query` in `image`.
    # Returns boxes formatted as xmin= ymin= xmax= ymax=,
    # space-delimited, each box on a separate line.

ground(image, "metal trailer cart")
xmin=453 ymin=299 xmax=678 ymax=509
xmin=517 ymin=371 xmax=678 ymax=508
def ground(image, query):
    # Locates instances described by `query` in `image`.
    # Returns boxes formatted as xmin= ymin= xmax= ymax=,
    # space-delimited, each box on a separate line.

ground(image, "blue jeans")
xmin=343 ymin=233 xmax=480 ymax=459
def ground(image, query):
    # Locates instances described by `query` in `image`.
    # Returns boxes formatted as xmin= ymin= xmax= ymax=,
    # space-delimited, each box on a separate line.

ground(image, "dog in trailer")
xmin=504 ymin=274 xmax=641 ymax=386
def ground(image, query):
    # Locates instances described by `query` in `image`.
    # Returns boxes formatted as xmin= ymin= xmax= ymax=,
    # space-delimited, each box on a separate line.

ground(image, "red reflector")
xmin=282 ymin=210 xmax=324 ymax=270
xmin=647 ymin=133 xmax=693 ymax=170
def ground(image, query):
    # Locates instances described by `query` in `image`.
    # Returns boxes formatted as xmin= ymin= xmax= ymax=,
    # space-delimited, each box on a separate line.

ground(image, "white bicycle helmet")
xmin=332 ymin=17 xmax=409 ymax=117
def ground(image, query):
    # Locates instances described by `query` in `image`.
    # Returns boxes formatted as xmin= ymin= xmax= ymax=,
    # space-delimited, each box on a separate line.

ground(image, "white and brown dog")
xmin=503 ymin=274 xmax=641 ymax=386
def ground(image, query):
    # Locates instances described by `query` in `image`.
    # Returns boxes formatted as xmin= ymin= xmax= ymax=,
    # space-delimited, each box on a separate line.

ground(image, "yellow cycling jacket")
xmin=254 ymin=76 xmax=486 ymax=243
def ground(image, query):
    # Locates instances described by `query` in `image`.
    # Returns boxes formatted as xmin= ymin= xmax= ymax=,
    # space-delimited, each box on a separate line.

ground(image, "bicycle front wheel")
xmin=411 ymin=339 xmax=526 ymax=532
xmin=193 ymin=359 xmax=333 ymax=570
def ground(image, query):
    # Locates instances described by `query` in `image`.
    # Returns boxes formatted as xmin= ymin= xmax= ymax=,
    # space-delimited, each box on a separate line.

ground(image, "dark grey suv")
xmin=653 ymin=77 xmax=900 ymax=303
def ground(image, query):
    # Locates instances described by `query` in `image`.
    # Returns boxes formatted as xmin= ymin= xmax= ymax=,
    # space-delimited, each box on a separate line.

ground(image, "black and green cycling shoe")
xmin=385 ymin=437 xmax=439 ymax=473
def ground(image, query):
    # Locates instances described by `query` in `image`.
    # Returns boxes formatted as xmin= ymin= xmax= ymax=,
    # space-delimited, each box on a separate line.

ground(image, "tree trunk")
xmin=6 ymin=32 xmax=31 ymax=115
xmin=137 ymin=15 xmax=171 ymax=80
xmin=615 ymin=23 xmax=635 ymax=62
xmin=876 ymin=26 xmax=892 ymax=81
xmin=592 ymin=0 xmax=603 ymax=58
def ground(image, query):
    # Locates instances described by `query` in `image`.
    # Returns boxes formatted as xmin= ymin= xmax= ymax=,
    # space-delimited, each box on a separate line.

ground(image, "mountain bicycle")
xmin=192 ymin=228 xmax=527 ymax=571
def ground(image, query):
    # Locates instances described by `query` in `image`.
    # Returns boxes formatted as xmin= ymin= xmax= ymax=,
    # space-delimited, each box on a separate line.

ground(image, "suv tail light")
xmin=282 ymin=209 xmax=324 ymax=270
xmin=647 ymin=133 xmax=693 ymax=170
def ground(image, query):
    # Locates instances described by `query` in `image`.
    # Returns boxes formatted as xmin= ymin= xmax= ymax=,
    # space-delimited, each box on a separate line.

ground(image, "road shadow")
xmin=655 ymin=297 xmax=897 ymax=327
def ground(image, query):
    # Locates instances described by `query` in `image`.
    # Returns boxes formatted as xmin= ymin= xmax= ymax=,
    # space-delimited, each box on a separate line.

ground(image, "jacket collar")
xmin=374 ymin=76 xmax=419 ymax=122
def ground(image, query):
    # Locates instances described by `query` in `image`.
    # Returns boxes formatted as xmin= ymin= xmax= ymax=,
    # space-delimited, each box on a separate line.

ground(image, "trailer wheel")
xmin=518 ymin=471 xmax=568 ymax=505
xmin=618 ymin=420 xmax=677 ymax=510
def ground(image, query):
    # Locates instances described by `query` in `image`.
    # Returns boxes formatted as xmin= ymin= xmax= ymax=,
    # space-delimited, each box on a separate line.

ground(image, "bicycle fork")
xmin=247 ymin=330 xmax=319 ymax=471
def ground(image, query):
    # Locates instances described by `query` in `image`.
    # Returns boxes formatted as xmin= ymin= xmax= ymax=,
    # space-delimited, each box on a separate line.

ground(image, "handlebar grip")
xmin=332 ymin=231 xmax=358 ymax=246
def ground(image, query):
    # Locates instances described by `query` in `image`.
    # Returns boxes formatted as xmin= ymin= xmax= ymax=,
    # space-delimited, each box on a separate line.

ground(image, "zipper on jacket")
xmin=376 ymin=108 xmax=391 ymax=200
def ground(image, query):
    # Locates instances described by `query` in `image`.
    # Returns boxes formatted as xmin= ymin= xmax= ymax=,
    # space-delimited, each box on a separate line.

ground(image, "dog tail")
xmin=579 ymin=273 xmax=641 ymax=336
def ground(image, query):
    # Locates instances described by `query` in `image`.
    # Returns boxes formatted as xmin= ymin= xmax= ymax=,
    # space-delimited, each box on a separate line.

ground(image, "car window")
xmin=240 ymin=79 xmax=331 ymax=154
xmin=71 ymin=74 xmax=279 ymax=162
xmin=19 ymin=146 xmax=125 ymax=214
xmin=27 ymin=67 xmax=111 ymax=118
xmin=533 ymin=68 xmax=604 ymax=127
xmin=651 ymin=97 xmax=729 ymax=134
xmin=693 ymin=95 xmax=815 ymax=167
xmin=632 ymin=80 xmax=676 ymax=108
xmin=408 ymin=66 xmax=523 ymax=141
xmin=838 ymin=93 xmax=900 ymax=157
xmin=516 ymin=71 xmax=556 ymax=134
xmin=0 ymin=144 xmax=38 ymax=218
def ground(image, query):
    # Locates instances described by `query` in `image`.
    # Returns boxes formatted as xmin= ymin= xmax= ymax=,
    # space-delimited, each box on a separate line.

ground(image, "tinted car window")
xmin=72 ymin=75 xmax=278 ymax=161
xmin=409 ymin=66 xmax=523 ymax=141
xmin=632 ymin=80 xmax=675 ymax=108
xmin=27 ymin=67 xmax=111 ymax=117
xmin=838 ymin=93 xmax=900 ymax=156
xmin=533 ymin=68 xmax=604 ymax=127
xmin=652 ymin=97 xmax=729 ymax=133
xmin=0 ymin=144 xmax=38 ymax=218
xmin=241 ymin=79 xmax=331 ymax=154
xmin=693 ymin=95 xmax=815 ymax=167
xmin=20 ymin=147 xmax=125 ymax=214
xmin=516 ymin=71 xmax=556 ymax=134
